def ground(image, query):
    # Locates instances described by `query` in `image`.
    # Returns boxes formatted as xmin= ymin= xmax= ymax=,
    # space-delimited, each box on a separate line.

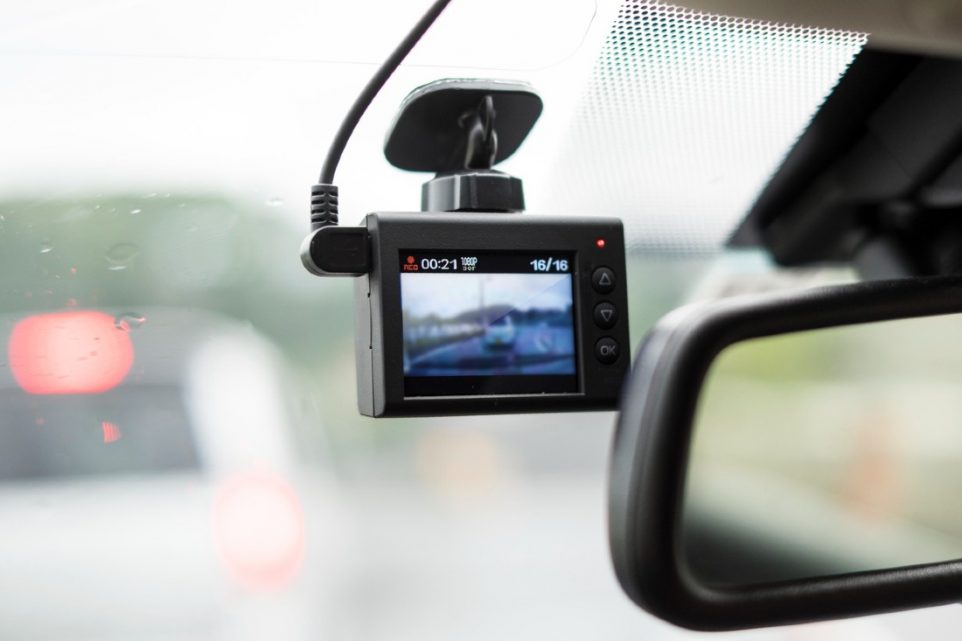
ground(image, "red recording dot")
xmin=406 ymin=256 xmax=415 ymax=264
xmin=596 ymin=238 xmax=606 ymax=249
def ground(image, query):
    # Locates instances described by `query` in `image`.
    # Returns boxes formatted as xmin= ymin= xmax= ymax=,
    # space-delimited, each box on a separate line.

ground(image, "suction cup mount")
xmin=384 ymin=79 xmax=542 ymax=213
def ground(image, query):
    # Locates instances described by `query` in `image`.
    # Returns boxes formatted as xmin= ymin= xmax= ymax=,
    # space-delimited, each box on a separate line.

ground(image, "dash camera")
xmin=304 ymin=79 xmax=630 ymax=417
xmin=356 ymin=212 xmax=628 ymax=416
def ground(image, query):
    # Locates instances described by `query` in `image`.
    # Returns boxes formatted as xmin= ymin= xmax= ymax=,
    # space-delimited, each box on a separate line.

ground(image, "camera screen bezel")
xmin=356 ymin=212 xmax=630 ymax=417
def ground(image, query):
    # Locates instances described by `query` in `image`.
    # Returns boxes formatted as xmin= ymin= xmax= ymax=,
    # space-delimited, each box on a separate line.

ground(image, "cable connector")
xmin=300 ymin=225 xmax=370 ymax=276
xmin=310 ymin=183 xmax=340 ymax=230
xmin=304 ymin=183 xmax=368 ymax=276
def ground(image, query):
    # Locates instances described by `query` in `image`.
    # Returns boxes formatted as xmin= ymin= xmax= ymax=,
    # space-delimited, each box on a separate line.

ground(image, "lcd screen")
xmin=400 ymin=251 xmax=578 ymax=397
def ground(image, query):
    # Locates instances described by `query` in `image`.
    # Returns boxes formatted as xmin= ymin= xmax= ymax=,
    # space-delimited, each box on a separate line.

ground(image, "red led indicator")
xmin=406 ymin=255 xmax=415 ymax=264
xmin=596 ymin=238 xmax=606 ymax=249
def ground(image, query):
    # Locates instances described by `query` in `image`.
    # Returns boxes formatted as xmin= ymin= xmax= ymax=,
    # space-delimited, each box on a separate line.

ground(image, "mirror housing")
xmin=609 ymin=276 xmax=962 ymax=631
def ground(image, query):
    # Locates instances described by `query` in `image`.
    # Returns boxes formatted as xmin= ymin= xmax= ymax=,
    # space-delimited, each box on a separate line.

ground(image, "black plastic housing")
xmin=355 ymin=212 xmax=629 ymax=417
xmin=609 ymin=276 xmax=962 ymax=631
xmin=421 ymin=170 xmax=524 ymax=213
xmin=730 ymin=48 xmax=962 ymax=278
xmin=384 ymin=79 xmax=542 ymax=173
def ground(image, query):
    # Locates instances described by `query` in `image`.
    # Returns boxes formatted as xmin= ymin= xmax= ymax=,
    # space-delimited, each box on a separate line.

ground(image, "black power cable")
xmin=310 ymin=0 xmax=454 ymax=230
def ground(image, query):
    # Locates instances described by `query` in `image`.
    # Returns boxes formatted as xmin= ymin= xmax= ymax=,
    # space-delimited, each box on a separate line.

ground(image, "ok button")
xmin=595 ymin=337 xmax=620 ymax=364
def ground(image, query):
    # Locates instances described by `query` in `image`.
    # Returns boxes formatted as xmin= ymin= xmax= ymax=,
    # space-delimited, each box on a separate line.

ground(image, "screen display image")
xmin=400 ymin=251 xmax=578 ymax=397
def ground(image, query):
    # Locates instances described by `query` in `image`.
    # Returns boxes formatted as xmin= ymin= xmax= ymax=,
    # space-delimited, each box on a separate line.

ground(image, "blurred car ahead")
xmin=0 ymin=307 xmax=348 ymax=641
xmin=483 ymin=315 xmax=517 ymax=349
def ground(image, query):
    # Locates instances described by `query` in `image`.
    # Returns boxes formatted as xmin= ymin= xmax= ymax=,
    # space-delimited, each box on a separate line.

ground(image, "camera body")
xmin=355 ymin=212 xmax=629 ymax=417
xmin=303 ymin=79 xmax=633 ymax=417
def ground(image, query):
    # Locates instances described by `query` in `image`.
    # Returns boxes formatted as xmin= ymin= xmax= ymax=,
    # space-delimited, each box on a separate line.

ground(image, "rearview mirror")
xmin=609 ymin=277 xmax=962 ymax=630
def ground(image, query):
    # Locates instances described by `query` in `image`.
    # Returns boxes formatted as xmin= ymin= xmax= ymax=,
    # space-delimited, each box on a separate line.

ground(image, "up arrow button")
xmin=592 ymin=267 xmax=616 ymax=294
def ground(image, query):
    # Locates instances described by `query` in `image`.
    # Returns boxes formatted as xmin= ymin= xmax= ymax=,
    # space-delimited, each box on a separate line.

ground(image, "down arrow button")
xmin=593 ymin=302 xmax=618 ymax=329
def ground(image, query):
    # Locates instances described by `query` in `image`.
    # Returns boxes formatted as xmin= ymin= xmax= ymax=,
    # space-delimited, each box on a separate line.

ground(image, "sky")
xmin=401 ymin=272 xmax=572 ymax=320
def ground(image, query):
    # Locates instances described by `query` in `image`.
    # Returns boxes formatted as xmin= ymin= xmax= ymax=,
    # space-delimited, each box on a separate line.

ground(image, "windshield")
xmin=6 ymin=0 xmax=948 ymax=640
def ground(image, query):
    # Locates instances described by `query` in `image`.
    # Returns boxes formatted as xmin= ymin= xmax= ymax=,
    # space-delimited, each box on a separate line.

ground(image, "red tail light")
xmin=212 ymin=471 xmax=306 ymax=590
xmin=101 ymin=420 xmax=122 ymax=443
xmin=8 ymin=311 xmax=133 ymax=395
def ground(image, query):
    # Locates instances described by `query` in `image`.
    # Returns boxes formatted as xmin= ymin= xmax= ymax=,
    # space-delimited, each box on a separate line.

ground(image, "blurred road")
xmin=408 ymin=326 xmax=575 ymax=376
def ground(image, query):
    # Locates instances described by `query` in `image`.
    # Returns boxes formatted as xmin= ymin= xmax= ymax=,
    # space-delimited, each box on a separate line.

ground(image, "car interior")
xmin=5 ymin=0 xmax=962 ymax=639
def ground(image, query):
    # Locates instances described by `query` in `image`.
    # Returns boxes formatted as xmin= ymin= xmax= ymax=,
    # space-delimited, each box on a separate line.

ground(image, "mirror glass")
xmin=683 ymin=312 xmax=962 ymax=587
